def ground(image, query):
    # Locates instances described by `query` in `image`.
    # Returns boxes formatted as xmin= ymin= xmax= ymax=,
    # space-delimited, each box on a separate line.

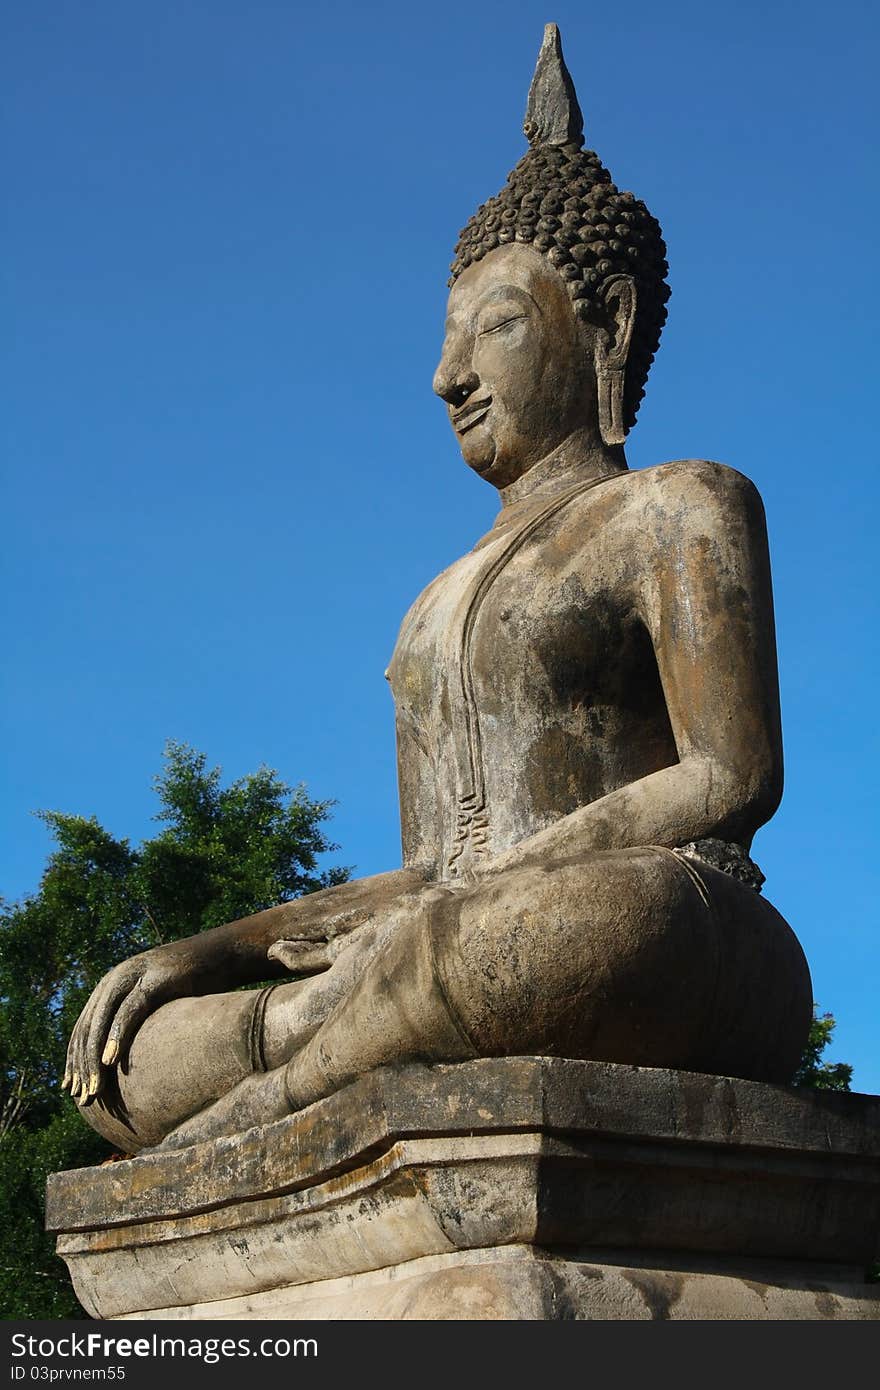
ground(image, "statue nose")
xmin=434 ymin=368 xmax=480 ymax=407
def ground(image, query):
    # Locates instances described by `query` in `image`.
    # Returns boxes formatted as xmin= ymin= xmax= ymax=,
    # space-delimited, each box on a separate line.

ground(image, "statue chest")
xmin=388 ymin=486 xmax=670 ymax=877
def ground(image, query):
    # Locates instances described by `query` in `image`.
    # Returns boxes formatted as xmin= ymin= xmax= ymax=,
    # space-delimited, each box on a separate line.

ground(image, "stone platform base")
xmin=110 ymin=1247 xmax=879 ymax=1321
xmin=46 ymin=1058 xmax=880 ymax=1320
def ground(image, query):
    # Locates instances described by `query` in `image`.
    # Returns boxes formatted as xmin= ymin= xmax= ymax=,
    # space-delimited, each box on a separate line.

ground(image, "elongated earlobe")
xmin=597 ymin=367 xmax=627 ymax=445
xmin=595 ymin=276 xmax=637 ymax=446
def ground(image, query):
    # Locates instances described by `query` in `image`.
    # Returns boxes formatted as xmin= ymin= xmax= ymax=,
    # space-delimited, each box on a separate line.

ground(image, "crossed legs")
xmin=78 ymin=849 xmax=812 ymax=1153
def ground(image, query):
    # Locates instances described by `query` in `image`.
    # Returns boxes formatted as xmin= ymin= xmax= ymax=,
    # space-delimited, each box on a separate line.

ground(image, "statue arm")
xmin=486 ymin=463 xmax=783 ymax=872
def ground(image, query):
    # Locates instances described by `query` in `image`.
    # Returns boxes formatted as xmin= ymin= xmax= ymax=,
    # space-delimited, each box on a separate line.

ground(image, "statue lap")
xmin=85 ymin=846 xmax=810 ymax=1152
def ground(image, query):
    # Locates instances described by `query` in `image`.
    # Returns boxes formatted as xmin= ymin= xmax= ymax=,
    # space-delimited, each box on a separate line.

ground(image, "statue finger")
xmin=64 ymin=992 xmax=100 ymax=1097
xmin=82 ymin=974 xmax=143 ymax=1100
xmin=70 ymin=1036 xmax=89 ymax=1099
xmin=62 ymin=1030 xmax=78 ymax=1091
xmin=102 ymin=982 xmax=155 ymax=1070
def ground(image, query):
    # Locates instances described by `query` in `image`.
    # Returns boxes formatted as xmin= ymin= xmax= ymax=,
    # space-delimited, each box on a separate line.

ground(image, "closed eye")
xmin=478 ymin=313 xmax=527 ymax=336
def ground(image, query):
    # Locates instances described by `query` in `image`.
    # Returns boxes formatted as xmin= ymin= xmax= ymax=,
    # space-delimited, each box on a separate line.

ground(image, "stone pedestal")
xmin=46 ymin=1058 xmax=880 ymax=1320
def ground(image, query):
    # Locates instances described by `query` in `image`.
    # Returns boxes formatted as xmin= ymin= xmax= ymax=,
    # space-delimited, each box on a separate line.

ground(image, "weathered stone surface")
xmin=58 ymin=27 xmax=813 ymax=1162
xmin=48 ymin=1060 xmax=880 ymax=1320
xmin=111 ymin=1249 xmax=880 ymax=1322
xmin=522 ymin=23 xmax=583 ymax=148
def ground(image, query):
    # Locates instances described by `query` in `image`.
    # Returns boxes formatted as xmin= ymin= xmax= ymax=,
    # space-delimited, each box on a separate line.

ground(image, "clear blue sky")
xmin=3 ymin=2 xmax=878 ymax=1090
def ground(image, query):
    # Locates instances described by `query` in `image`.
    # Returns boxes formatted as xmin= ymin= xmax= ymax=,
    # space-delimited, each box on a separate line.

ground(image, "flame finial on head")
xmin=523 ymin=23 xmax=584 ymax=148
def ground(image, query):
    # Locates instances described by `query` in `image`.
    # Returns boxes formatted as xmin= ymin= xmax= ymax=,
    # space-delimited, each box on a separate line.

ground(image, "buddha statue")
xmin=64 ymin=26 xmax=812 ymax=1154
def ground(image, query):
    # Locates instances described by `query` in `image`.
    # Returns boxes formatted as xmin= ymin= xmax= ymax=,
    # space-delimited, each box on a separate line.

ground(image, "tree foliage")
xmin=792 ymin=1008 xmax=853 ymax=1092
xmin=0 ymin=743 xmax=348 ymax=1318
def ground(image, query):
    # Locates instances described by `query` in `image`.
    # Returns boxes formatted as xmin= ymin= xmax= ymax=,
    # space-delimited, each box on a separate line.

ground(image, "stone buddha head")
xmin=434 ymin=25 xmax=671 ymax=491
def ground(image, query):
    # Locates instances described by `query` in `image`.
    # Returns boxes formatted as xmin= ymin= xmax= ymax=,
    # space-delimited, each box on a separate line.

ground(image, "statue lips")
xmin=453 ymin=397 xmax=492 ymax=434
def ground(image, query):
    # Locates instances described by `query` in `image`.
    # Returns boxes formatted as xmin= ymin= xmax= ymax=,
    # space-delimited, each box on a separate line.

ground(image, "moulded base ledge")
xmin=47 ymin=1057 xmax=880 ymax=1321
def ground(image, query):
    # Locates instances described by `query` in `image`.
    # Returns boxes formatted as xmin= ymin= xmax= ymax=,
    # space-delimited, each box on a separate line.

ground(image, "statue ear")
xmin=594 ymin=276 xmax=637 ymax=445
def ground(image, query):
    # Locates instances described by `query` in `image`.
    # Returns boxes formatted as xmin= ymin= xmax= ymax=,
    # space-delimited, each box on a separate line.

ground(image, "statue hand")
xmin=265 ymin=892 xmax=414 ymax=974
xmin=62 ymin=945 xmax=194 ymax=1106
xmin=267 ymin=934 xmax=347 ymax=975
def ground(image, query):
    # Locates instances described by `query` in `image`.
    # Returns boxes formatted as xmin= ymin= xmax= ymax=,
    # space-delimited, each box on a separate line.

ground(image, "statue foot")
xmin=147 ymin=1064 xmax=293 ymax=1152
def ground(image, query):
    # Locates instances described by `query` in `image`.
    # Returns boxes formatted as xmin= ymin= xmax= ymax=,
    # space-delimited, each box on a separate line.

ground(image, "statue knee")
xmin=433 ymin=849 xmax=812 ymax=1081
xmin=432 ymin=851 xmax=723 ymax=1062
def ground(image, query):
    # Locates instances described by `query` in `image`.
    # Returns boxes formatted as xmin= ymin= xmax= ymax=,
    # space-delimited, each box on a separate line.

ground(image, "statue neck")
xmin=497 ymin=429 xmax=627 ymax=511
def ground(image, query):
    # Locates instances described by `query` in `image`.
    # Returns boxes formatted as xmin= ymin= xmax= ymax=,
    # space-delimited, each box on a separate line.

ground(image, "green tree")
xmin=0 ymin=743 xmax=349 ymax=1318
xmin=792 ymin=1007 xmax=853 ymax=1092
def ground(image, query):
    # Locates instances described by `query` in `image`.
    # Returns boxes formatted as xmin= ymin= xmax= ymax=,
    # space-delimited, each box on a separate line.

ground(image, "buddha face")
xmin=433 ymin=242 xmax=598 ymax=490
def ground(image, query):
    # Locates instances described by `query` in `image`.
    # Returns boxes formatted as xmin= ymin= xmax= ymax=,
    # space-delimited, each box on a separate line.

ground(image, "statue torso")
xmin=388 ymin=463 xmax=692 ymax=880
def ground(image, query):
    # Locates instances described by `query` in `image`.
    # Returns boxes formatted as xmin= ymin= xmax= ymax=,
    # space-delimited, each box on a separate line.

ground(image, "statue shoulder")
xmin=635 ymin=458 xmax=763 ymax=502
xmin=628 ymin=459 xmax=767 ymax=533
